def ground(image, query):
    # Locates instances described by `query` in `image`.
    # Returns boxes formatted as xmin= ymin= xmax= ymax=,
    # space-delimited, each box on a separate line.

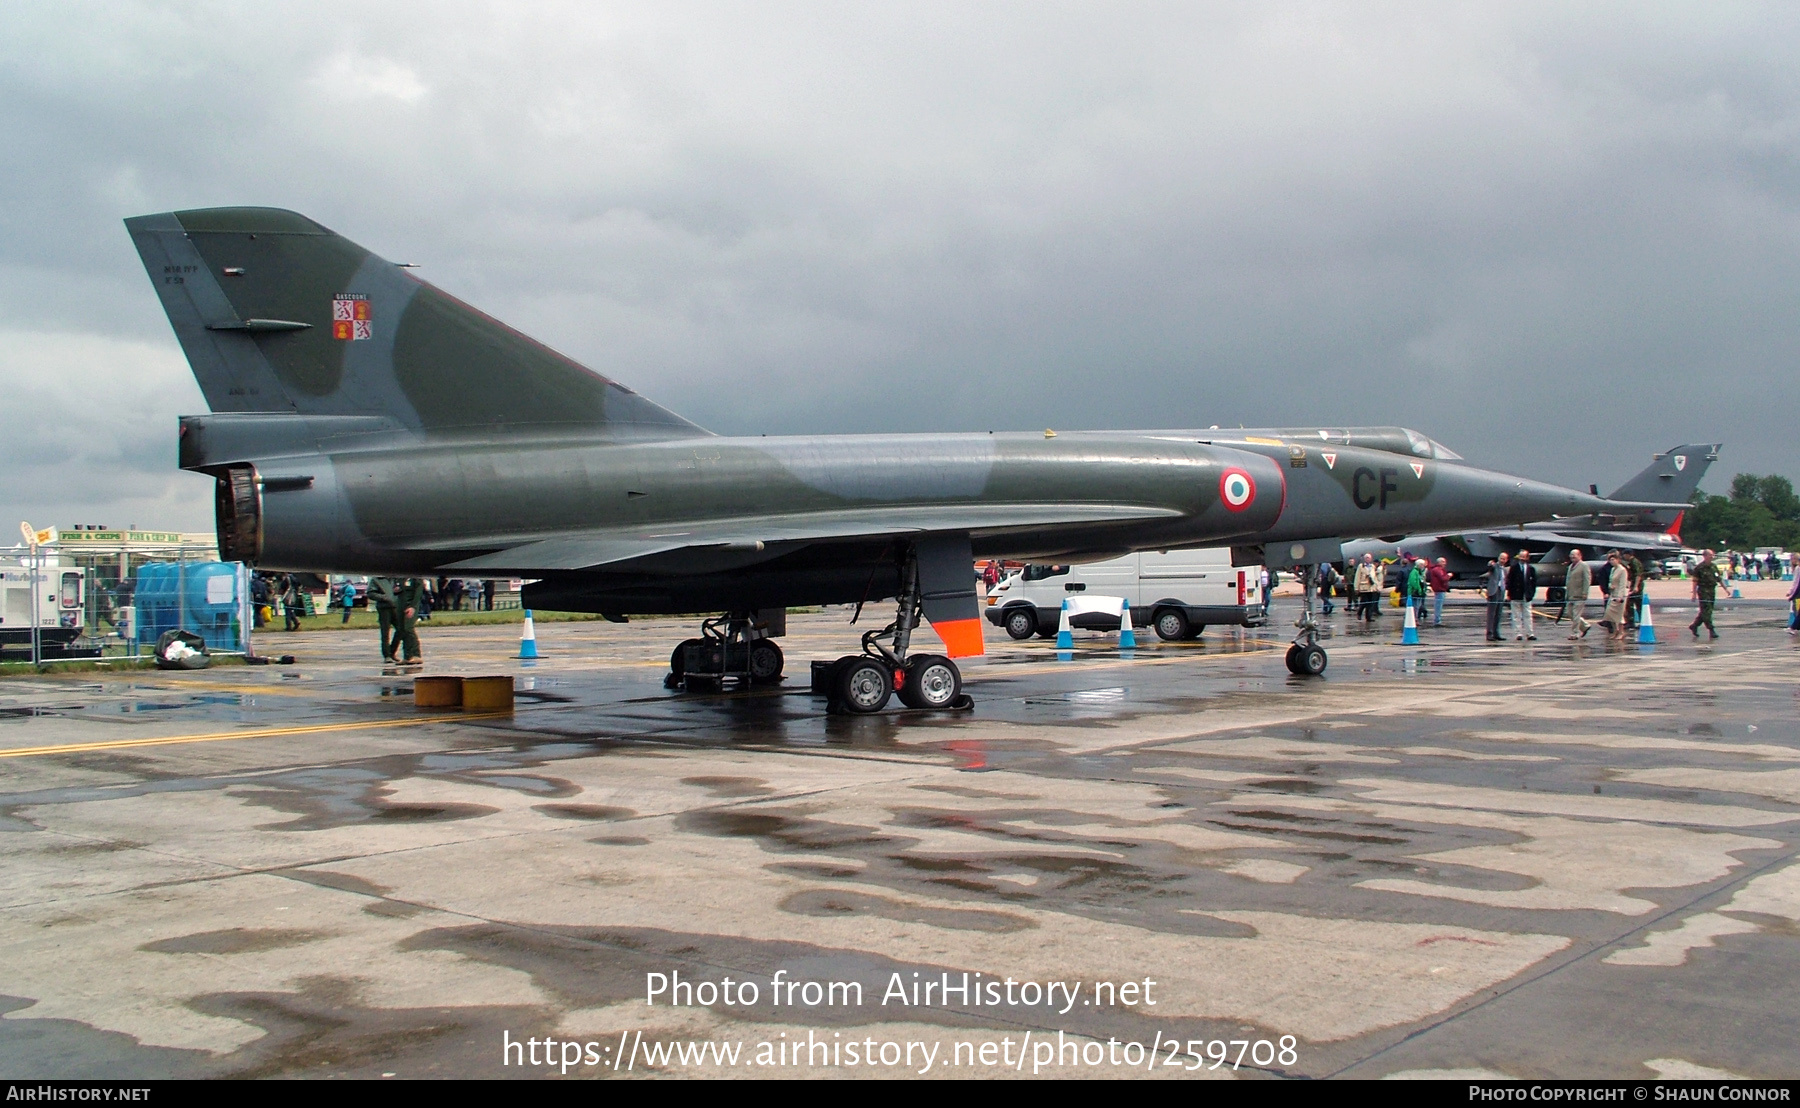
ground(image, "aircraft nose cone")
xmin=1433 ymin=465 xmax=1617 ymax=531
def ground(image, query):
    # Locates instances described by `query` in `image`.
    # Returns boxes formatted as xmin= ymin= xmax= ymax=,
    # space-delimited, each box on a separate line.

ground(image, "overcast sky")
xmin=4 ymin=1 xmax=1796 ymax=535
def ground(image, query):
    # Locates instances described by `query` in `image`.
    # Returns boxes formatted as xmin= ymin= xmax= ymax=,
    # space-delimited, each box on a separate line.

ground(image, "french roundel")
xmin=1219 ymin=467 xmax=1255 ymax=512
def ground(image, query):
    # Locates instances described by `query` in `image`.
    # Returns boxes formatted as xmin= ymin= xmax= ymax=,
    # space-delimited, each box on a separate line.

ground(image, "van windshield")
xmin=1021 ymin=565 xmax=1070 ymax=582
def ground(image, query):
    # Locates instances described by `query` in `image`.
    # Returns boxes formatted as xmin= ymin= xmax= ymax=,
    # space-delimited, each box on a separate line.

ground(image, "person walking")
xmin=1317 ymin=563 xmax=1339 ymax=615
xmin=281 ymin=574 xmax=303 ymax=632
xmin=1354 ymin=554 xmax=1383 ymax=624
xmin=1484 ymin=555 xmax=1508 ymax=641
xmin=393 ymin=577 xmax=426 ymax=664
xmin=339 ymin=579 xmax=357 ymax=625
xmin=367 ymin=577 xmax=399 ymax=662
xmin=1507 ymin=550 xmax=1538 ymax=640
xmin=482 ymin=578 xmax=496 ymax=611
xmin=1787 ymin=564 xmax=1800 ymax=635
xmin=1562 ymin=549 xmax=1592 ymax=638
xmin=1602 ymin=552 xmax=1630 ymax=641
xmin=1427 ymin=557 xmax=1451 ymax=627
xmin=1623 ymin=552 xmax=1645 ymax=629
xmin=1689 ymin=548 xmax=1725 ymax=640
xmin=1405 ymin=557 xmax=1429 ymax=623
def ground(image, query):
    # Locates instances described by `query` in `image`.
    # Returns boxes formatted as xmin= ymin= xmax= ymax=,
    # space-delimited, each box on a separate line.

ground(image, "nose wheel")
xmin=1285 ymin=585 xmax=1329 ymax=676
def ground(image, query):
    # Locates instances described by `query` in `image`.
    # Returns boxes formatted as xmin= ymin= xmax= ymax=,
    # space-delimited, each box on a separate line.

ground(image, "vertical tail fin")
xmin=126 ymin=207 xmax=707 ymax=439
xmin=1606 ymin=444 xmax=1720 ymax=529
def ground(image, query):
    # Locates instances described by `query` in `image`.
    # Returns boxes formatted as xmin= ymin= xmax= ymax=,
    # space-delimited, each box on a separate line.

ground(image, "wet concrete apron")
xmin=1 ymin=597 xmax=1796 ymax=1079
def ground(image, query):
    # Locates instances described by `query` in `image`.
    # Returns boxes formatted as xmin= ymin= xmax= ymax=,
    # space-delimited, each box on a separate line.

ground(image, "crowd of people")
xmin=1307 ymin=544 xmax=1783 ymax=643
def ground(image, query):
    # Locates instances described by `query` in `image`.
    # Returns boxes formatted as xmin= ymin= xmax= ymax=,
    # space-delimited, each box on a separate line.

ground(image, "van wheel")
xmin=1189 ymin=624 xmax=1206 ymax=639
xmin=1003 ymin=607 xmax=1037 ymax=640
xmin=1154 ymin=609 xmax=1190 ymax=641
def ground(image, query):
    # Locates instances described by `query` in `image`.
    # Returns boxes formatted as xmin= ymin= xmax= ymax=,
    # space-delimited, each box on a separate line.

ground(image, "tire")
xmin=1284 ymin=644 xmax=1302 ymax=674
xmin=1036 ymin=626 xmax=1058 ymax=640
xmin=1546 ymin=587 xmax=1565 ymax=605
xmin=1296 ymin=644 xmax=1327 ymax=676
xmin=1003 ymin=607 xmax=1037 ymax=640
xmin=898 ymin=654 xmax=962 ymax=709
xmin=669 ymin=637 xmax=703 ymax=678
xmin=1154 ymin=608 xmax=1190 ymax=641
xmin=748 ymin=639 xmax=784 ymax=683
xmin=834 ymin=656 xmax=893 ymax=714
xmin=1189 ymin=624 xmax=1206 ymax=639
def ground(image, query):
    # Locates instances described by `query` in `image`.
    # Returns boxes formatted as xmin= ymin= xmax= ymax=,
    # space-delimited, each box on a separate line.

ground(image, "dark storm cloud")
xmin=3 ymin=1 xmax=1797 ymax=533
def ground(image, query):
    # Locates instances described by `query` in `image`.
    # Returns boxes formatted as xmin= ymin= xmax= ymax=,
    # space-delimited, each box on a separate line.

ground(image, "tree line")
xmin=1684 ymin=474 xmax=1800 ymax=551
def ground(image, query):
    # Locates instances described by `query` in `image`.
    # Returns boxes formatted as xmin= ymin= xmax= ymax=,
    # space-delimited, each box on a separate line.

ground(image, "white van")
xmin=0 ymin=556 xmax=85 ymax=653
xmin=984 ymin=549 xmax=1267 ymax=641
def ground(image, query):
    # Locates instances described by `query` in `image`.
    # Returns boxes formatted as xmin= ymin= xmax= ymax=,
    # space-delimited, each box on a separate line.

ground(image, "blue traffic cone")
xmin=1054 ymin=600 xmax=1074 ymax=649
xmin=1118 ymin=600 xmax=1137 ymax=650
xmin=518 ymin=609 xmax=540 ymax=658
xmin=1637 ymin=596 xmax=1657 ymax=644
xmin=1401 ymin=600 xmax=1420 ymax=644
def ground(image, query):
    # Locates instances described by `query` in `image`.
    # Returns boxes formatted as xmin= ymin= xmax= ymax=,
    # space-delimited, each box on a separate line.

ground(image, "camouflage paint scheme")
xmin=129 ymin=207 xmax=1652 ymax=651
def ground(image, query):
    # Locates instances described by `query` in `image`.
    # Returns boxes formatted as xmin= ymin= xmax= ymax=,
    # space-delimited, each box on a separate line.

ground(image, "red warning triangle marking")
xmin=1410 ymin=463 xmax=1424 ymax=478
xmin=1321 ymin=453 xmax=1337 ymax=469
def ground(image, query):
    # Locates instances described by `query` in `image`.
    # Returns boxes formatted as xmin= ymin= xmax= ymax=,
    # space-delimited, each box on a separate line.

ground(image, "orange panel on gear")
xmin=931 ymin=617 xmax=986 ymax=658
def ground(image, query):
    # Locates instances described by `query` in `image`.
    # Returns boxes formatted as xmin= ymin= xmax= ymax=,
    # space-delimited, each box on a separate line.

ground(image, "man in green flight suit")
xmin=367 ymin=577 xmax=399 ymax=663
xmin=1623 ymin=552 xmax=1646 ymax=629
xmin=1689 ymin=549 xmax=1725 ymax=640
xmin=392 ymin=577 xmax=426 ymax=665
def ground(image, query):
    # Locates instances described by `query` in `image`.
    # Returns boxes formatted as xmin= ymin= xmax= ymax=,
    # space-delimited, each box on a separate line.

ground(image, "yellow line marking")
xmin=0 ymin=711 xmax=517 ymax=761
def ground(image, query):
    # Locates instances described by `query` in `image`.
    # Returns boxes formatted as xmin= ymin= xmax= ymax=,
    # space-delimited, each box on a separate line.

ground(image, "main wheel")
xmin=1285 ymin=644 xmax=1302 ymax=673
xmin=669 ymin=637 xmax=705 ymax=677
xmin=834 ymin=656 xmax=893 ymax=714
xmin=898 ymin=654 xmax=962 ymax=709
xmin=748 ymin=639 xmax=784 ymax=683
xmin=1296 ymin=644 xmax=1327 ymax=676
xmin=1003 ymin=607 xmax=1037 ymax=640
xmin=1154 ymin=608 xmax=1190 ymax=641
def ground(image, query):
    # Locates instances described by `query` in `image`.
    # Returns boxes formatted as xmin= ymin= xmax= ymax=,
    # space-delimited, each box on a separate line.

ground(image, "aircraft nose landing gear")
xmin=1285 ymin=568 xmax=1329 ymax=677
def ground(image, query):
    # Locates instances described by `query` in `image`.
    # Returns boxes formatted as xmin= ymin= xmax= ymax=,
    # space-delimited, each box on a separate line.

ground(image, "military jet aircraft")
xmin=127 ymin=207 xmax=1670 ymax=709
xmin=1342 ymin=443 xmax=1719 ymax=599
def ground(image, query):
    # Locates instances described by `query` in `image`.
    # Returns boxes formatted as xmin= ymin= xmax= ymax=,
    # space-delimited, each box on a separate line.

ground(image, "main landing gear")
xmin=665 ymin=614 xmax=785 ymax=691
xmin=660 ymin=544 xmax=976 ymax=715
xmin=1285 ymin=565 xmax=1329 ymax=677
xmin=809 ymin=548 xmax=972 ymax=715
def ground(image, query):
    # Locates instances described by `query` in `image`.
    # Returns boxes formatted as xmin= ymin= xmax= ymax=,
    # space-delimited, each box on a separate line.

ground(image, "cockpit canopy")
xmin=1261 ymin=426 xmax=1464 ymax=461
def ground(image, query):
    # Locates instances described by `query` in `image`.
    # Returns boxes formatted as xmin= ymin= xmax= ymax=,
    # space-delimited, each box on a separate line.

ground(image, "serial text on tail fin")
xmin=126 ymin=207 xmax=708 ymax=439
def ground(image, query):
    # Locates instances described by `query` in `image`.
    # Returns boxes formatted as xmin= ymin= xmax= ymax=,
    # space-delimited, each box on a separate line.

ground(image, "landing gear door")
xmin=917 ymin=532 xmax=985 ymax=659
